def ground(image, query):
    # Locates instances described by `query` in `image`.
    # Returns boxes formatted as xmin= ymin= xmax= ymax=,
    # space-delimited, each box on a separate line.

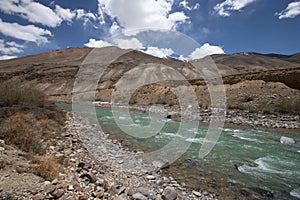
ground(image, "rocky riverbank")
xmin=93 ymin=102 xmax=300 ymax=129
xmin=0 ymin=112 xmax=218 ymax=199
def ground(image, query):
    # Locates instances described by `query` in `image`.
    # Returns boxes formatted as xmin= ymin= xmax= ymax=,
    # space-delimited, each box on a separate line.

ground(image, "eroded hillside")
xmin=0 ymin=47 xmax=299 ymax=114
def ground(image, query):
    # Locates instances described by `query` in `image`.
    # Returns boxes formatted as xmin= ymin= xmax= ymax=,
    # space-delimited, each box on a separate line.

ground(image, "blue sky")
xmin=0 ymin=0 xmax=299 ymax=60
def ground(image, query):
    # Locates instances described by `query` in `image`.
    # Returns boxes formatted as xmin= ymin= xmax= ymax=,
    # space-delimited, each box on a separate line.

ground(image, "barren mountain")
xmin=0 ymin=47 xmax=299 ymax=113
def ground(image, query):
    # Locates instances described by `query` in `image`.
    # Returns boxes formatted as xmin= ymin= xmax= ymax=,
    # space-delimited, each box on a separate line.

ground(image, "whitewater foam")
xmin=290 ymin=188 xmax=300 ymax=199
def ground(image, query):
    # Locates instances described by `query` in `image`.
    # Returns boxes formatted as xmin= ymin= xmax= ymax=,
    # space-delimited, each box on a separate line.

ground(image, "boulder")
xmin=280 ymin=136 xmax=295 ymax=145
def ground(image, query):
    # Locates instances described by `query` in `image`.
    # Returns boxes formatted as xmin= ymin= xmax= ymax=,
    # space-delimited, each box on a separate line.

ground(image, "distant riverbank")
xmin=91 ymin=102 xmax=300 ymax=130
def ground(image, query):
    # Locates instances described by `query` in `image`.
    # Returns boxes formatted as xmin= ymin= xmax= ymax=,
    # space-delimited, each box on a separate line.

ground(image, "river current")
xmin=58 ymin=103 xmax=300 ymax=199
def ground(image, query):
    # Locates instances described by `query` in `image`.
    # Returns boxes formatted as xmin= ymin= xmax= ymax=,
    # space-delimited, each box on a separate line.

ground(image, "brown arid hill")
xmin=0 ymin=47 xmax=299 ymax=114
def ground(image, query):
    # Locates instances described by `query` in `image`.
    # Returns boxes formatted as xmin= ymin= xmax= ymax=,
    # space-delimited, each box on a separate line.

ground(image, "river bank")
xmin=56 ymin=102 xmax=300 ymax=199
xmin=92 ymin=102 xmax=300 ymax=130
xmin=67 ymin=112 xmax=219 ymax=199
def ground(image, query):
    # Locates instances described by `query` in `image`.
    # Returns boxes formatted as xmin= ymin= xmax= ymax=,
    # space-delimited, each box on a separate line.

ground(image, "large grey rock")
xmin=280 ymin=136 xmax=295 ymax=145
xmin=162 ymin=186 xmax=177 ymax=200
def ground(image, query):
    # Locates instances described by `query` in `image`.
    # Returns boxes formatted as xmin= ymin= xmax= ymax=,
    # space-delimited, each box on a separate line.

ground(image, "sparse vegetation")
xmin=30 ymin=155 xmax=63 ymax=181
xmin=0 ymin=113 xmax=44 ymax=154
xmin=0 ymin=80 xmax=66 ymax=181
xmin=0 ymin=80 xmax=45 ymax=107
xmin=258 ymin=98 xmax=300 ymax=115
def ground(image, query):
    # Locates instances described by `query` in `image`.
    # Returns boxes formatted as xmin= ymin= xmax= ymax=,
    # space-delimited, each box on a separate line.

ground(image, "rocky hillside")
xmin=0 ymin=47 xmax=299 ymax=114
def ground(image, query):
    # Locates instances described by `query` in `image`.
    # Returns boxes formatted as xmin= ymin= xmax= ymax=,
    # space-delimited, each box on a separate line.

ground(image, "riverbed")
xmin=57 ymin=103 xmax=300 ymax=199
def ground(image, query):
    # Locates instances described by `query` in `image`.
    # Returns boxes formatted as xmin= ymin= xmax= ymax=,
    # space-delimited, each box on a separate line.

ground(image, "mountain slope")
xmin=0 ymin=47 xmax=299 ymax=111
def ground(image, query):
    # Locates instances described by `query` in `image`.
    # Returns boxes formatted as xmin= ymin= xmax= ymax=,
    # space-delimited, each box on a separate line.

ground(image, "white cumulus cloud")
xmin=214 ymin=0 xmax=256 ymax=17
xmin=114 ymin=38 xmax=143 ymax=49
xmin=189 ymin=43 xmax=224 ymax=60
xmin=0 ymin=0 xmax=62 ymax=27
xmin=0 ymin=39 xmax=24 ymax=55
xmin=179 ymin=0 xmax=200 ymax=11
xmin=0 ymin=55 xmax=17 ymax=60
xmin=55 ymin=5 xmax=76 ymax=23
xmin=76 ymin=9 xmax=97 ymax=27
xmin=0 ymin=19 xmax=52 ymax=43
xmin=276 ymin=1 xmax=300 ymax=19
xmin=98 ymin=0 xmax=189 ymax=35
xmin=143 ymin=46 xmax=174 ymax=58
xmin=84 ymin=38 xmax=112 ymax=48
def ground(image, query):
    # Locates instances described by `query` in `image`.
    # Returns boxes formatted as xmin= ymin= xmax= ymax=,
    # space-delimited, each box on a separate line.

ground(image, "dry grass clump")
xmin=258 ymin=98 xmax=300 ymax=115
xmin=0 ymin=80 xmax=45 ymax=107
xmin=0 ymin=113 xmax=44 ymax=154
xmin=30 ymin=155 xmax=63 ymax=181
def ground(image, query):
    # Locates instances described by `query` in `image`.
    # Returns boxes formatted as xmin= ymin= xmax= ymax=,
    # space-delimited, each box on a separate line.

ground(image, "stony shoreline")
xmin=92 ymin=102 xmax=300 ymax=130
xmin=1 ymin=112 xmax=218 ymax=199
xmin=70 ymin=112 xmax=218 ymax=199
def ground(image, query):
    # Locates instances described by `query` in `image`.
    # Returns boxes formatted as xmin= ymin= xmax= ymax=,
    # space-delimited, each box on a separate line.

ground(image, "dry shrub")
xmin=258 ymin=98 xmax=300 ymax=115
xmin=0 ymin=80 xmax=45 ymax=107
xmin=30 ymin=155 xmax=63 ymax=181
xmin=0 ymin=113 xmax=44 ymax=154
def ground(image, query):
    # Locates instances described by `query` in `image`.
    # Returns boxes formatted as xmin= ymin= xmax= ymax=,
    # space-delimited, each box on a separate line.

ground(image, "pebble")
xmin=192 ymin=190 xmax=202 ymax=197
xmin=162 ymin=186 xmax=177 ymax=200
xmin=68 ymin=185 xmax=74 ymax=191
xmin=146 ymin=175 xmax=156 ymax=180
xmin=132 ymin=192 xmax=147 ymax=200
xmin=51 ymin=189 xmax=64 ymax=198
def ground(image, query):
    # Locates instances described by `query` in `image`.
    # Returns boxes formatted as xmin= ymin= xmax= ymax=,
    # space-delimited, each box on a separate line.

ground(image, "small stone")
xmin=33 ymin=194 xmax=45 ymax=200
xmin=0 ymin=140 xmax=4 ymax=144
xmin=156 ymin=194 xmax=163 ymax=200
xmin=51 ymin=179 xmax=58 ymax=185
xmin=0 ymin=147 xmax=5 ymax=151
xmin=64 ymin=149 xmax=72 ymax=155
xmin=117 ymin=186 xmax=126 ymax=195
xmin=78 ymin=162 xmax=91 ymax=170
xmin=44 ymin=184 xmax=56 ymax=194
xmin=68 ymin=185 xmax=74 ymax=191
xmin=157 ymin=188 xmax=164 ymax=194
xmin=146 ymin=175 xmax=156 ymax=180
xmin=78 ymin=195 xmax=89 ymax=200
xmin=152 ymin=159 xmax=170 ymax=171
xmin=96 ymin=178 xmax=105 ymax=187
xmin=58 ymin=173 xmax=65 ymax=180
xmin=132 ymin=192 xmax=147 ymax=200
xmin=126 ymin=188 xmax=134 ymax=196
xmin=162 ymin=186 xmax=177 ymax=200
xmin=115 ymin=193 xmax=127 ymax=200
xmin=51 ymin=189 xmax=64 ymax=198
xmin=137 ymin=187 xmax=149 ymax=197
xmin=192 ymin=190 xmax=202 ymax=197
xmin=79 ymin=173 xmax=96 ymax=183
